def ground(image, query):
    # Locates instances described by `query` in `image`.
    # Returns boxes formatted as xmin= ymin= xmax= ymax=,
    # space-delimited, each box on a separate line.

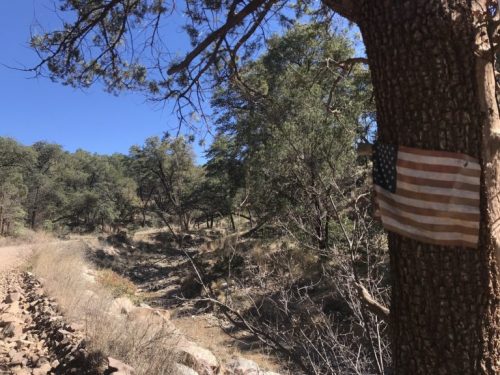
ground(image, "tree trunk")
xmin=356 ymin=1 xmax=500 ymax=373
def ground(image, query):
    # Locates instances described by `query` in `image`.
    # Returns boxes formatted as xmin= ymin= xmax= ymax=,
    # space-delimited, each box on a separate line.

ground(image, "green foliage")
xmin=0 ymin=138 xmax=139 ymax=234
xmin=129 ymin=136 xmax=204 ymax=231
xmin=209 ymin=23 xmax=374 ymax=249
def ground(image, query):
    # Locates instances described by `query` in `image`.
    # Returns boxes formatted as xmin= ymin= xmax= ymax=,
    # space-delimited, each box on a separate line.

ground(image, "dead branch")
xmin=356 ymin=282 xmax=390 ymax=322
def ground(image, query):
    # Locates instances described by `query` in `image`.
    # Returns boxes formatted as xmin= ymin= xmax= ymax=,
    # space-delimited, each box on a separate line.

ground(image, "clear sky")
xmin=0 ymin=1 xmax=209 ymax=163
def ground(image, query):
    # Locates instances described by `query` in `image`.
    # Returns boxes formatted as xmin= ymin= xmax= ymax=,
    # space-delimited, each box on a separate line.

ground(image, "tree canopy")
xmin=28 ymin=0 xmax=360 ymax=123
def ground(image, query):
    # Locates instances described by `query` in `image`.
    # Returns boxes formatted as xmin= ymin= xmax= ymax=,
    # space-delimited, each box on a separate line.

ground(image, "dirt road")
xmin=0 ymin=244 xmax=33 ymax=273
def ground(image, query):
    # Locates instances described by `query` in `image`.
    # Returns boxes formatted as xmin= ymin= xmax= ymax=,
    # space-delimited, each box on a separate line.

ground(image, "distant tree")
xmin=202 ymin=134 xmax=245 ymax=230
xmin=24 ymin=142 xmax=64 ymax=230
xmin=54 ymin=150 xmax=138 ymax=232
xmin=130 ymin=136 xmax=204 ymax=233
xmin=0 ymin=138 xmax=33 ymax=234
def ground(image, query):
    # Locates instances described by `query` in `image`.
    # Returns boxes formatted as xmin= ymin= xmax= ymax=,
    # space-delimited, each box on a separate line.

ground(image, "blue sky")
xmin=0 ymin=1 xmax=210 ymax=163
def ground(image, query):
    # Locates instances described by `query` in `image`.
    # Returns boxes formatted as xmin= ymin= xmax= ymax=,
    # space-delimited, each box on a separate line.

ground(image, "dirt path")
xmin=0 ymin=244 xmax=33 ymax=273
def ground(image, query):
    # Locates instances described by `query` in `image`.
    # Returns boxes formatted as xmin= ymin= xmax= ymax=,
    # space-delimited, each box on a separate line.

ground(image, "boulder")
xmin=109 ymin=297 xmax=135 ymax=315
xmin=175 ymin=363 xmax=200 ymax=375
xmin=127 ymin=306 xmax=172 ymax=327
xmin=225 ymin=357 xmax=260 ymax=375
xmin=108 ymin=357 xmax=136 ymax=375
xmin=177 ymin=341 xmax=219 ymax=375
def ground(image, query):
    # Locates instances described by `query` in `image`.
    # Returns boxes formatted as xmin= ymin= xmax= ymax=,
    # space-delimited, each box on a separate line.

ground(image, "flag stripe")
xmin=383 ymin=222 xmax=478 ymax=248
xmin=397 ymin=166 xmax=479 ymax=185
xmin=376 ymin=187 xmax=480 ymax=221
xmin=375 ymin=186 xmax=479 ymax=214
xmin=374 ymin=144 xmax=480 ymax=248
xmin=379 ymin=207 xmax=479 ymax=236
xmin=396 ymin=187 xmax=479 ymax=207
xmin=398 ymin=174 xmax=480 ymax=192
xmin=397 ymin=159 xmax=481 ymax=177
xmin=397 ymin=180 xmax=479 ymax=200
xmin=377 ymin=199 xmax=479 ymax=229
xmin=399 ymin=146 xmax=478 ymax=163
xmin=398 ymin=151 xmax=481 ymax=171
xmin=382 ymin=216 xmax=478 ymax=245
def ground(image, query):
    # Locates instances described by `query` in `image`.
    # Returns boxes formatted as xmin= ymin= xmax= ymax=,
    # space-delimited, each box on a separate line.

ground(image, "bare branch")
xmin=356 ymin=282 xmax=390 ymax=321
xmin=167 ymin=0 xmax=274 ymax=75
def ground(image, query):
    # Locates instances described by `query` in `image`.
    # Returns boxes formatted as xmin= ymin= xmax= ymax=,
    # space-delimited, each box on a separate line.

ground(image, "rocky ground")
xmin=88 ymin=231 xmax=286 ymax=374
xmin=0 ymin=238 xmax=286 ymax=375
xmin=0 ymin=244 xmax=132 ymax=375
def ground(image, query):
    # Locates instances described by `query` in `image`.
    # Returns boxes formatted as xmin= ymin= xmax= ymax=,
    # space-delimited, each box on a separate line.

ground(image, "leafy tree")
xmin=53 ymin=150 xmax=138 ymax=231
xmin=28 ymin=0 xmax=500 ymax=372
xmin=0 ymin=138 xmax=32 ymax=234
xmin=211 ymin=24 xmax=373 ymax=250
xmin=130 ymin=136 xmax=204 ymax=233
xmin=24 ymin=142 xmax=64 ymax=230
xmin=202 ymin=134 xmax=245 ymax=230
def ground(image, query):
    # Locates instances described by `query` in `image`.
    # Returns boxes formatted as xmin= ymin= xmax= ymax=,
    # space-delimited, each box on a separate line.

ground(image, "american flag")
xmin=372 ymin=143 xmax=480 ymax=248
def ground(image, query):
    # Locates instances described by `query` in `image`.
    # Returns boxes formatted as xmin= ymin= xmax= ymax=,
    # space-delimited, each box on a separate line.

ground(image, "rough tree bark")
xmin=330 ymin=0 xmax=500 ymax=373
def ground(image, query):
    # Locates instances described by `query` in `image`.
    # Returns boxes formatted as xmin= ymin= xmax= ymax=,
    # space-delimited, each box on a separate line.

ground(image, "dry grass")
xmin=96 ymin=268 xmax=138 ymax=299
xmin=28 ymin=240 xmax=178 ymax=375
xmin=0 ymin=229 xmax=54 ymax=247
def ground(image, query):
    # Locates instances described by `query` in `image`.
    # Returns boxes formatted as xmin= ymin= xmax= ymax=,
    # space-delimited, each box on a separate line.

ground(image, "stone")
xmin=225 ymin=357 xmax=260 ymax=375
xmin=9 ymin=351 xmax=26 ymax=365
xmin=32 ymin=363 xmax=52 ymax=375
xmin=1 ymin=322 xmax=22 ymax=338
xmin=5 ymin=293 xmax=21 ymax=303
xmin=12 ymin=368 xmax=31 ymax=375
xmin=177 ymin=341 xmax=219 ymax=375
xmin=175 ymin=363 xmax=200 ymax=375
xmin=0 ymin=313 xmax=24 ymax=326
xmin=109 ymin=297 xmax=135 ymax=315
xmin=108 ymin=357 xmax=136 ymax=374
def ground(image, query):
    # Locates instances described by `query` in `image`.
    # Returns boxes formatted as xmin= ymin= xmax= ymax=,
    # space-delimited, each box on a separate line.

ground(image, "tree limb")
xmin=167 ymin=0 xmax=272 ymax=75
xmin=355 ymin=282 xmax=390 ymax=322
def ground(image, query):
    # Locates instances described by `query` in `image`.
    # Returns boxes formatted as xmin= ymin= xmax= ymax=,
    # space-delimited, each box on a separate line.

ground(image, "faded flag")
xmin=372 ymin=143 xmax=480 ymax=248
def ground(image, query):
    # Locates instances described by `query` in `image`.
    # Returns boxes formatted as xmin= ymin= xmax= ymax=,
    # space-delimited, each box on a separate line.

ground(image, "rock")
xmin=225 ymin=357 xmax=260 ymax=375
xmin=9 ymin=351 xmax=26 ymax=365
xmin=0 ymin=313 xmax=24 ymax=326
xmin=12 ymin=368 xmax=31 ymax=375
xmin=261 ymin=373 xmax=281 ymax=375
xmin=68 ymin=322 xmax=84 ymax=332
xmin=177 ymin=341 xmax=219 ymax=375
xmin=108 ymin=357 xmax=136 ymax=374
xmin=127 ymin=306 xmax=172 ymax=327
xmin=32 ymin=363 xmax=52 ymax=375
xmin=5 ymin=293 xmax=21 ymax=303
xmin=1 ymin=322 xmax=22 ymax=338
xmin=110 ymin=297 xmax=135 ymax=315
xmin=175 ymin=363 xmax=200 ymax=375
